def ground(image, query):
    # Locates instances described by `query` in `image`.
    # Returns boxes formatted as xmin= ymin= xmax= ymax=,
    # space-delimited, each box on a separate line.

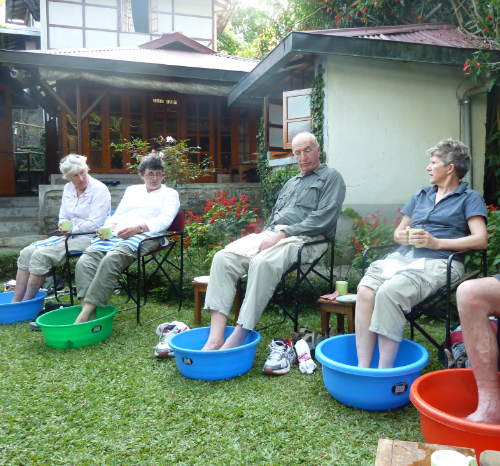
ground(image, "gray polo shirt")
xmin=265 ymin=164 xmax=346 ymax=240
xmin=397 ymin=182 xmax=487 ymax=261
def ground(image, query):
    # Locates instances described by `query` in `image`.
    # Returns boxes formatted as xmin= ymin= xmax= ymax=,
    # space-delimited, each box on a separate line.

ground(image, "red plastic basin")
xmin=410 ymin=369 xmax=500 ymax=461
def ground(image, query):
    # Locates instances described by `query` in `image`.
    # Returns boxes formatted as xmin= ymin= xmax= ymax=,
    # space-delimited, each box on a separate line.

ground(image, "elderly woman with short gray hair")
xmin=74 ymin=153 xmax=180 ymax=323
xmin=355 ymin=139 xmax=488 ymax=369
xmin=12 ymin=154 xmax=111 ymax=304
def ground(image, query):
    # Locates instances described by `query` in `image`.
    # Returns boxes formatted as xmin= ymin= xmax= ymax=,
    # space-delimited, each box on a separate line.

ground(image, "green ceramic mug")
xmin=61 ymin=220 xmax=72 ymax=231
xmin=98 ymin=226 xmax=113 ymax=240
xmin=408 ymin=225 xmax=424 ymax=246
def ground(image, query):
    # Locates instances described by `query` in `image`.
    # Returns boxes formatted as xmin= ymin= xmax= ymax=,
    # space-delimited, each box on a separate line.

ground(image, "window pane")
xmin=238 ymin=119 xmax=249 ymax=136
xmin=199 ymin=101 xmax=209 ymax=117
xmin=269 ymin=104 xmax=283 ymax=125
xmin=269 ymin=127 xmax=283 ymax=148
xmin=287 ymin=120 xmax=311 ymax=144
xmin=67 ymin=131 xmax=78 ymax=153
xmin=90 ymin=151 xmax=103 ymax=169
xmin=130 ymin=95 xmax=142 ymax=113
xmin=166 ymin=100 xmax=177 ymax=114
xmin=239 ymin=152 xmax=249 ymax=163
xmin=239 ymin=107 xmax=249 ymax=118
xmin=221 ymin=118 xmax=231 ymax=135
xmin=111 ymin=151 xmax=123 ymax=169
xmin=110 ymin=115 xmax=122 ymax=132
xmin=188 ymin=153 xmax=198 ymax=164
xmin=200 ymin=153 xmax=210 ymax=167
xmin=221 ymin=153 xmax=231 ymax=170
xmin=110 ymin=132 xmax=122 ymax=145
xmin=130 ymin=116 xmax=143 ymax=133
xmin=88 ymin=113 xmax=101 ymax=131
xmin=109 ymin=94 xmax=122 ymax=112
xmin=166 ymin=118 xmax=177 ymax=134
xmin=199 ymin=119 xmax=209 ymax=134
xmin=199 ymin=136 xmax=210 ymax=152
xmin=0 ymin=90 xmax=6 ymax=117
xmin=239 ymin=137 xmax=249 ymax=153
xmin=66 ymin=92 xmax=76 ymax=111
xmin=153 ymin=117 xmax=164 ymax=134
xmin=66 ymin=115 xmax=77 ymax=131
xmin=152 ymin=98 xmax=164 ymax=113
xmin=90 ymin=132 xmax=102 ymax=150
xmin=221 ymin=136 xmax=231 ymax=153
xmin=220 ymin=104 xmax=231 ymax=118
xmin=88 ymin=93 xmax=102 ymax=111
xmin=187 ymin=137 xmax=198 ymax=147
xmin=187 ymin=101 xmax=196 ymax=117
xmin=287 ymin=95 xmax=310 ymax=119
xmin=187 ymin=119 xmax=197 ymax=134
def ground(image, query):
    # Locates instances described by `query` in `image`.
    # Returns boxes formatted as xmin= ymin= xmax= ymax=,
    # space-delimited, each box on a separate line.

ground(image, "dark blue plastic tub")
xmin=169 ymin=326 xmax=261 ymax=380
xmin=0 ymin=291 xmax=47 ymax=324
xmin=315 ymin=334 xmax=429 ymax=411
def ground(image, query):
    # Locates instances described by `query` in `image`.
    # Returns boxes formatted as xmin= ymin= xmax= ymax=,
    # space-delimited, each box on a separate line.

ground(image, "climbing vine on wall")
xmin=310 ymin=64 xmax=326 ymax=164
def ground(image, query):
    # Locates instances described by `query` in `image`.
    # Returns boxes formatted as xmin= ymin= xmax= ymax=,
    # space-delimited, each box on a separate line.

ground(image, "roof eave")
xmin=0 ymin=49 xmax=248 ymax=83
xmin=228 ymin=31 xmax=500 ymax=106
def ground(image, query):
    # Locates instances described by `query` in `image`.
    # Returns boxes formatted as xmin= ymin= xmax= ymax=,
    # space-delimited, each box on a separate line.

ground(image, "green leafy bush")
xmin=0 ymin=251 xmax=19 ymax=280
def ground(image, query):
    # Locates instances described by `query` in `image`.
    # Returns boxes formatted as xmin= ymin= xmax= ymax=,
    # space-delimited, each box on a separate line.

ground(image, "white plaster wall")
xmin=90 ymin=0 xmax=117 ymax=6
xmin=119 ymin=32 xmax=151 ymax=46
xmin=174 ymin=0 xmax=212 ymax=16
xmin=324 ymin=55 xmax=487 ymax=206
xmin=159 ymin=0 xmax=172 ymax=13
xmin=85 ymin=6 xmax=118 ymax=31
xmin=49 ymin=27 xmax=83 ymax=48
xmin=174 ymin=15 xmax=212 ymax=38
xmin=41 ymin=0 xmax=47 ymax=49
xmin=159 ymin=13 xmax=174 ymax=33
xmin=86 ymin=30 xmax=118 ymax=47
xmin=49 ymin=1 xmax=83 ymax=26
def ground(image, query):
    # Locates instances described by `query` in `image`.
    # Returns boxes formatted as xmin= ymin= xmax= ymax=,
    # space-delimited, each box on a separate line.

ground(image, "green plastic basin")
xmin=36 ymin=305 xmax=117 ymax=349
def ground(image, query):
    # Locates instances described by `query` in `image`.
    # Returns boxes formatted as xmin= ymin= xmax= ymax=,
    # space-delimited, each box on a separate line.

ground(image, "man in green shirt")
xmin=201 ymin=132 xmax=346 ymax=361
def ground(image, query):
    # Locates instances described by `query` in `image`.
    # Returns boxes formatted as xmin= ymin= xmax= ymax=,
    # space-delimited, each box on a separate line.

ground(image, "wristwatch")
xmin=139 ymin=225 xmax=144 ymax=233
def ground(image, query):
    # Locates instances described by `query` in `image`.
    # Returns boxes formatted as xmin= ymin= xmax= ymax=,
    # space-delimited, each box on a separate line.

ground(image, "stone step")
xmin=0 ymin=197 xmax=39 ymax=208
xmin=0 ymin=234 xmax=46 ymax=248
xmin=0 ymin=218 xmax=40 ymax=235
xmin=0 ymin=206 xmax=39 ymax=218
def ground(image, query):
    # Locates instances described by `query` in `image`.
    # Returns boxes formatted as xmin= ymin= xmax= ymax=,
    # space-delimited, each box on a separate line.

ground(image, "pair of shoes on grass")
xmin=262 ymin=337 xmax=317 ymax=375
xmin=154 ymin=321 xmax=189 ymax=358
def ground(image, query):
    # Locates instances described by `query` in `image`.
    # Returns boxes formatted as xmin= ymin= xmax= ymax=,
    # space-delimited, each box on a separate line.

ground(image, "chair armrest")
xmin=362 ymin=243 xmax=399 ymax=276
xmin=447 ymin=248 xmax=487 ymax=287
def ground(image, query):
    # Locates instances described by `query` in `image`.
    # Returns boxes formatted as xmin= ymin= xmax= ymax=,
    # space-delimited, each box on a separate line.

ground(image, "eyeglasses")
xmin=145 ymin=172 xmax=164 ymax=179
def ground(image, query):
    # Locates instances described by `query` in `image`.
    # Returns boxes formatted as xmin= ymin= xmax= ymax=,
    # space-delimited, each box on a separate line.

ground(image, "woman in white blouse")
xmin=12 ymin=155 xmax=111 ymax=303
xmin=74 ymin=153 xmax=180 ymax=323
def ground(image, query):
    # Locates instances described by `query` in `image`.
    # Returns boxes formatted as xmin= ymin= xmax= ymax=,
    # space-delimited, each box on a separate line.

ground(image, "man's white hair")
xmin=291 ymin=132 xmax=319 ymax=149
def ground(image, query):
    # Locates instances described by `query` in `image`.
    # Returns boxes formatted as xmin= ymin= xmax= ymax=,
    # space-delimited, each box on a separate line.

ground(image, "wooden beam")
xmin=81 ymin=89 xmax=109 ymax=122
xmin=39 ymin=80 xmax=77 ymax=120
xmin=76 ymin=83 xmax=82 ymax=154
xmin=268 ymin=58 xmax=315 ymax=95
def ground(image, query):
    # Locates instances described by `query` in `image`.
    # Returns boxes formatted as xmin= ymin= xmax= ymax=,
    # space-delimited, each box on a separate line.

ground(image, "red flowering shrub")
xmin=183 ymin=190 xmax=262 ymax=264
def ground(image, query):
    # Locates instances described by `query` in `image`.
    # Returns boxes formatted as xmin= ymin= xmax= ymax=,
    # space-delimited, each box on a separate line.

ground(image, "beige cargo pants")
xmin=203 ymin=230 xmax=327 ymax=330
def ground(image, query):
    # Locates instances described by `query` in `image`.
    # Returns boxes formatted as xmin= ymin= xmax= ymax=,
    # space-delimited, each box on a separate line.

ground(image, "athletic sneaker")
xmin=262 ymin=338 xmax=296 ymax=375
xmin=154 ymin=321 xmax=189 ymax=358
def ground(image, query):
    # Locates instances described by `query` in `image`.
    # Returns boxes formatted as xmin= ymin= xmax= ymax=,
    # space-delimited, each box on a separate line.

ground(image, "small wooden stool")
xmin=193 ymin=279 xmax=240 ymax=325
xmin=318 ymin=294 xmax=356 ymax=335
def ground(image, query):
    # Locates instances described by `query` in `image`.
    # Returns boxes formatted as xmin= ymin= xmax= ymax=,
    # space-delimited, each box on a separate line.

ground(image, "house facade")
xmin=229 ymin=23 xmax=498 ymax=218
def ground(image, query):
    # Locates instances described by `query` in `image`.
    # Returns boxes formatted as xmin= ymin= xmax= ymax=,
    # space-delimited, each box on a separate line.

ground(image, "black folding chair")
xmin=238 ymin=226 xmax=337 ymax=333
xmin=361 ymin=244 xmax=487 ymax=352
xmin=118 ymin=210 xmax=185 ymax=324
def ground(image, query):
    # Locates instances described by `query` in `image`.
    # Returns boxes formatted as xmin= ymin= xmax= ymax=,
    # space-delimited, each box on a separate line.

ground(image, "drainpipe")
xmin=460 ymin=77 xmax=490 ymax=189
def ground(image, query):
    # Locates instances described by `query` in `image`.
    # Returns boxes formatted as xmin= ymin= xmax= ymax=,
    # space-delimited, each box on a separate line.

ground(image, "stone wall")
xmin=38 ymin=183 xmax=264 ymax=234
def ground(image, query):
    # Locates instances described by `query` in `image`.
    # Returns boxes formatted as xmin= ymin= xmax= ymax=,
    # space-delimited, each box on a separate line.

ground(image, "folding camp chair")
xmin=237 ymin=226 xmax=337 ymax=333
xmin=361 ymin=244 xmax=487 ymax=352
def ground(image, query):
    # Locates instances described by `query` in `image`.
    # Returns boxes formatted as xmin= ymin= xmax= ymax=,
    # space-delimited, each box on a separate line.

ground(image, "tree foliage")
xmin=219 ymin=0 xmax=500 ymax=61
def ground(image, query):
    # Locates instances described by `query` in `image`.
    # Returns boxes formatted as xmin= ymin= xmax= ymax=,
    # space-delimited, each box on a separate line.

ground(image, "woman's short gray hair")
xmin=59 ymin=155 xmax=89 ymax=179
xmin=427 ymin=139 xmax=471 ymax=179
xmin=138 ymin=153 xmax=165 ymax=174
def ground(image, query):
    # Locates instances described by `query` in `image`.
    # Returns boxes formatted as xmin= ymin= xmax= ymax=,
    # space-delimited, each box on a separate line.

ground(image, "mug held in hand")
xmin=98 ymin=226 xmax=113 ymax=240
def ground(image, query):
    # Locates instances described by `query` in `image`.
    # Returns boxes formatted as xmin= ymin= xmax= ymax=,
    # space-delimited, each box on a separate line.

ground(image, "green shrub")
xmin=0 ymin=251 xmax=19 ymax=280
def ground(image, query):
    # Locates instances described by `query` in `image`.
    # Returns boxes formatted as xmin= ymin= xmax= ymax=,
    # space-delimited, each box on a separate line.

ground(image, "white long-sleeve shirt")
xmin=108 ymin=184 xmax=180 ymax=236
xmin=58 ymin=175 xmax=111 ymax=235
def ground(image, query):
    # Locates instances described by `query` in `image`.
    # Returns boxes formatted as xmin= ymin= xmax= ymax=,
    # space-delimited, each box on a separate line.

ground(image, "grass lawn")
xmin=0 ymin=295 xmax=450 ymax=465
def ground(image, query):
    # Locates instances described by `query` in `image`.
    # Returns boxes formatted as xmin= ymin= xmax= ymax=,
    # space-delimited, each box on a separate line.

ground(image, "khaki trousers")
xmin=17 ymin=237 xmax=91 ymax=276
xmin=75 ymin=239 xmax=162 ymax=309
xmin=203 ymin=231 xmax=327 ymax=330
xmin=358 ymin=250 xmax=464 ymax=342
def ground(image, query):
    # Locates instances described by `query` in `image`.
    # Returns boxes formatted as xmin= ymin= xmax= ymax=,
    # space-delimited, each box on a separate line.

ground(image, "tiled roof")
xmin=306 ymin=23 xmax=500 ymax=50
xmin=28 ymin=47 xmax=258 ymax=72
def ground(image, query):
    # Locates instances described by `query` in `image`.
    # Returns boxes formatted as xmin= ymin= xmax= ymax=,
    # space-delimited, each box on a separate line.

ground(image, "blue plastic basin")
xmin=169 ymin=326 xmax=261 ymax=380
xmin=0 ymin=291 xmax=47 ymax=324
xmin=315 ymin=334 xmax=429 ymax=411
